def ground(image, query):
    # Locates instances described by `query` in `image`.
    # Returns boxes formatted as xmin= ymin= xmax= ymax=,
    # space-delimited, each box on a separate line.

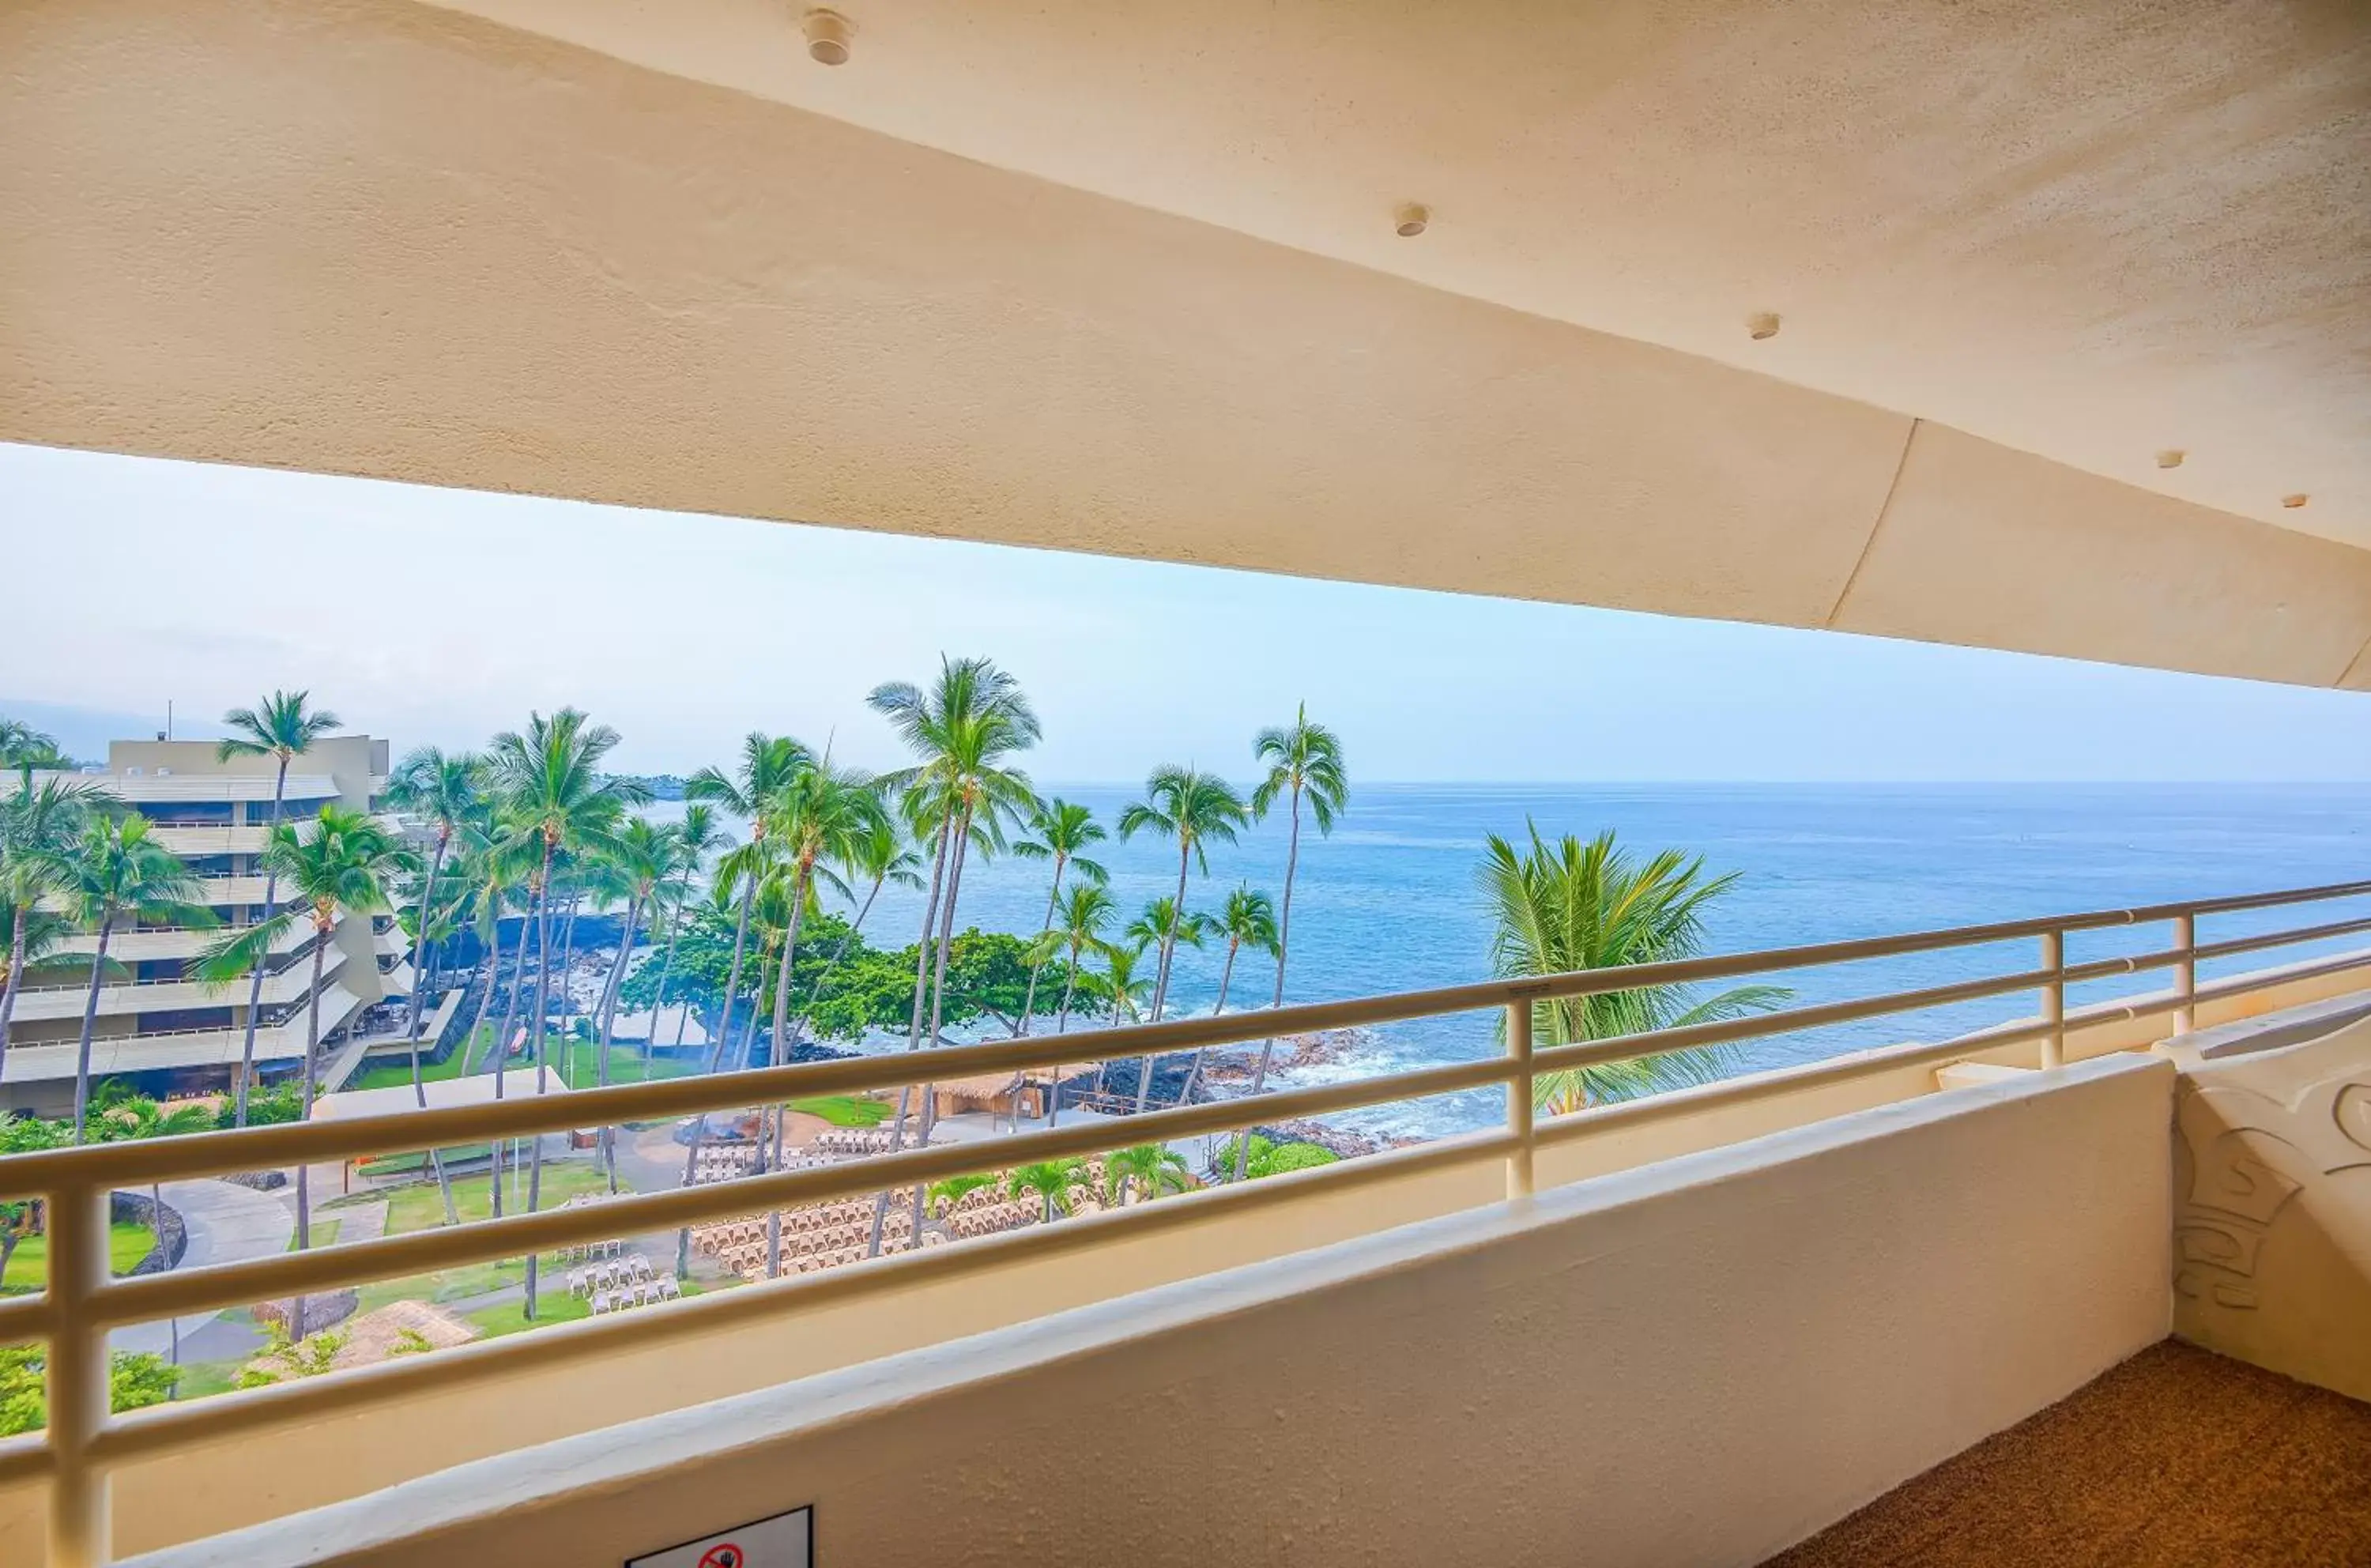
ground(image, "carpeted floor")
xmin=1762 ymin=1340 xmax=2371 ymax=1567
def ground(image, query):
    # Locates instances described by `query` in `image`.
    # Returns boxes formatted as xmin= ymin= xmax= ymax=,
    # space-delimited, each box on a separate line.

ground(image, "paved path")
xmin=109 ymin=1178 xmax=294 ymax=1358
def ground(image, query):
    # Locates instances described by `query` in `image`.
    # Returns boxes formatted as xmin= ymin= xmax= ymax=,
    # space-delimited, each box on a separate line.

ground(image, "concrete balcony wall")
xmin=146 ymin=1056 xmax=2175 ymax=1568
xmin=3 ymin=948 xmax=347 ymax=1023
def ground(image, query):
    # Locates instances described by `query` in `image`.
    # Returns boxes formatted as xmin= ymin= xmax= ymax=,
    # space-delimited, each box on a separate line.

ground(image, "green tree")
xmin=0 ymin=771 xmax=115 ymax=1078
xmin=1103 ymin=1143 xmax=1189 ymax=1206
xmin=1210 ymin=1133 xmax=1340 ymax=1182
xmin=1181 ymin=884 xmax=1279 ymax=1105
xmin=1118 ymin=763 xmax=1249 ymax=1027
xmin=1481 ymin=826 xmax=1786 ymax=1113
xmin=1009 ymin=798 xmax=1108 ymax=1036
xmin=686 ymin=733 xmax=811 ymax=1072
xmin=385 ymin=746 xmax=482 ymax=1225
xmin=0 ymin=1345 xmax=178 ymax=1437
xmin=1005 ymin=1157 xmax=1084 ymax=1222
xmin=585 ymin=816 xmax=671 ymax=1190
xmin=1121 ymin=896 xmax=1211 ymax=1112
xmin=0 ymin=718 xmax=75 ymax=772
xmin=217 ymin=690 xmax=342 ymax=1127
xmin=92 ymin=1091 xmax=214 ymax=1366
xmin=647 ymin=804 xmax=729 ymax=1058
xmin=235 ymin=1324 xmax=349 ymax=1389
xmin=1237 ymin=706 xmax=1349 ymax=1183
xmin=198 ymin=804 xmax=413 ymax=1330
xmin=928 ymin=1171 xmax=1000 ymax=1216
xmin=486 ymin=710 xmax=646 ymax=1320
xmin=0 ymin=1112 xmax=69 ymax=1283
xmin=59 ymin=814 xmax=213 ymax=1140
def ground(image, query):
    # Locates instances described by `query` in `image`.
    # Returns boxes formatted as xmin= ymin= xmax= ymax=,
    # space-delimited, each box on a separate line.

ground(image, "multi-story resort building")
xmin=2 ymin=736 xmax=406 ymax=1116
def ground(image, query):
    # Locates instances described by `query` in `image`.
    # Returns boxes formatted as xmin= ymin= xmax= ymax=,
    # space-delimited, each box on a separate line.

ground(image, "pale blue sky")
xmin=6 ymin=439 xmax=2370 ymax=782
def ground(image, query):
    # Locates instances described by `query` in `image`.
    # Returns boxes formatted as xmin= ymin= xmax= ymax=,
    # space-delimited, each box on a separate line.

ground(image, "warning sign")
xmin=626 ymin=1506 xmax=812 ymax=1568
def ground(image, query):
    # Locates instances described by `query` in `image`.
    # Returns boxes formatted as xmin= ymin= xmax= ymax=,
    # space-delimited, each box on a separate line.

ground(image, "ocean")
xmin=649 ymin=784 xmax=2371 ymax=1138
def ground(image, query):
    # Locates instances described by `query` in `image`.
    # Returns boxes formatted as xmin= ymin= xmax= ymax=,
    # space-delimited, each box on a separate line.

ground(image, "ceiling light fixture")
xmin=1394 ymin=203 xmax=1430 ymax=238
xmin=803 ymin=8 xmax=853 ymax=65
xmin=1747 ymin=312 xmax=1781 ymax=341
xmin=2282 ymin=494 xmax=2310 ymax=509
xmin=2156 ymin=450 xmax=2185 ymax=469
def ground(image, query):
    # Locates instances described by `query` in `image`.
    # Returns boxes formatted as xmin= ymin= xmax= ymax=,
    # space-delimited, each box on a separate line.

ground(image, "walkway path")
xmin=108 ymin=1178 xmax=295 ymax=1358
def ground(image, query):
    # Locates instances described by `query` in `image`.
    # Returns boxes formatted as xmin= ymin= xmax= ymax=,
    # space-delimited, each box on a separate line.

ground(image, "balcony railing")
xmin=4 ymin=876 xmax=2370 ymax=1566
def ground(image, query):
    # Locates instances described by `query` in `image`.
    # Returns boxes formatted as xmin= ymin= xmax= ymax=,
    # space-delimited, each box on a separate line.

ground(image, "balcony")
xmin=144 ymin=825 xmax=269 ymax=858
xmin=0 ymin=880 xmax=2367 ymax=1565
xmin=5 ymin=946 xmax=347 ymax=1023
xmin=0 ymin=984 xmax=364 ymax=1083
xmin=45 ymin=920 xmax=314 ymax=967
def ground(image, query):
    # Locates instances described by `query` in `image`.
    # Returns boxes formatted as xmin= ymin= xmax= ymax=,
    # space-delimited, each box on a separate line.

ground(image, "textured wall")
xmin=140 ymin=1057 xmax=2174 ymax=1568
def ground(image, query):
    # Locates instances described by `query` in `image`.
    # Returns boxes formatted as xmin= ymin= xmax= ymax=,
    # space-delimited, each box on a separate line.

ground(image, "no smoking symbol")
xmin=697 ymin=1548 xmax=743 ymax=1568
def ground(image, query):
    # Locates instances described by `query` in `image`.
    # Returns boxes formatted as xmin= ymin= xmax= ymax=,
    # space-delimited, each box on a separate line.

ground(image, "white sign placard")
xmin=626 ymin=1506 xmax=812 ymax=1568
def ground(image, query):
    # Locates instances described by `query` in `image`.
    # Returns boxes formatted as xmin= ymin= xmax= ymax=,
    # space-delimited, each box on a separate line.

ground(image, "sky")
xmin=6 ymin=438 xmax=2371 ymax=784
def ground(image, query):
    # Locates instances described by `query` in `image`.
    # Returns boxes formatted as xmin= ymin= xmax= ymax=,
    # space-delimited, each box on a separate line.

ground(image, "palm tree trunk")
xmin=465 ymin=910 xmax=505 ymax=1072
xmin=763 ymin=870 xmax=811 ymax=1277
xmin=234 ymin=754 xmax=291 ymax=1127
xmin=402 ymin=827 xmax=459 ymax=1226
xmin=522 ymin=848 xmax=556 ymax=1321
xmin=153 ymin=1177 xmax=179 ymax=1370
xmin=869 ymin=815 xmax=952 ymax=1257
xmin=0 ymin=904 xmax=28 ymax=1082
xmin=1182 ymin=940 xmax=1239 ymax=1106
xmin=715 ymin=861 xmax=760 ymax=1070
xmin=288 ymin=929 xmax=328 ymax=1340
xmin=488 ymin=900 xmax=539 ymax=1221
xmin=71 ymin=913 xmax=116 ymax=1143
xmin=1133 ymin=844 xmax=1193 ymax=1113
xmin=1235 ymin=784 xmax=1303 ymax=1184
xmin=1016 ymin=856 xmax=1065 ymax=1037
xmin=556 ymin=892 xmax=581 ymax=1030
xmin=594 ymin=891 xmax=643 ymax=1193
xmin=907 ymin=805 xmax=973 ymax=1238
xmin=673 ymin=864 xmax=762 ymax=1278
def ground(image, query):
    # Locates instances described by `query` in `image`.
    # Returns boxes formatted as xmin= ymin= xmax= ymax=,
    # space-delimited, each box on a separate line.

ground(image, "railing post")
xmin=2040 ymin=929 xmax=2065 ymax=1069
xmin=46 ymin=1182 xmax=113 ymax=1568
xmin=2173 ymin=913 xmax=2196 ymax=1035
xmin=1505 ymin=997 xmax=1535 ymax=1200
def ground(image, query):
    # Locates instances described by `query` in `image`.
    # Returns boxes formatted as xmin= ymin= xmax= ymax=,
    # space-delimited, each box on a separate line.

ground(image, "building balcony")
xmin=45 ymin=919 xmax=318 ymax=967
xmin=5 ymin=948 xmax=347 ymax=1023
xmin=0 ymin=982 xmax=363 ymax=1083
xmin=145 ymin=824 xmax=270 ymax=857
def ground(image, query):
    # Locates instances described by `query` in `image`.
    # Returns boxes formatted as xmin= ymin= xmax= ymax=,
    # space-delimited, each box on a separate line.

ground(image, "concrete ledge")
xmin=138 ymin=1054 xmax=2175 ymax=1568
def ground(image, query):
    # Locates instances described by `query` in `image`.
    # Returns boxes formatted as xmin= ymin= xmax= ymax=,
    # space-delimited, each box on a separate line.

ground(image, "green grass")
xmin=333 ymin=1163 xmax=616 ymax=1238
xmin=288 ymin=1218 xmax=342 ymax=1251
xmin=348 ymin=1049 xmax=475 ymax=1091
xmin=786 ymin=1095 xmax=891 ymax=1128
xmin=1 ymin=1222 xmax=155 ymax=1293
xmin=553 ymin=1038 xmax=695 ymax=1090
xmin=465 ymin=1291 xmax=590 ymax=1339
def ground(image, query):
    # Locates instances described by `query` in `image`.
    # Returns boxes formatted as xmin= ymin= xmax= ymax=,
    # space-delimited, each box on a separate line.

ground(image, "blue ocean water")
xmin=658 ymin=784 xmax=2371 ymax=1137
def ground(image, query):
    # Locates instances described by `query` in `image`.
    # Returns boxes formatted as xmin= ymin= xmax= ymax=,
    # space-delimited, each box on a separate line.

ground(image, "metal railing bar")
xmin=85 ymin=1127 xmax=1521 ymax=1467
xmin=0 ymin=1291 xmax=59 ymax=1340
xmin=87 ymin=1054 xmax=1518 ymax=1326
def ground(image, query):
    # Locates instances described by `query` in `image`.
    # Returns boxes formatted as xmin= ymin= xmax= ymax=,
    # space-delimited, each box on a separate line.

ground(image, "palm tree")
xmin=927 ymin=1171 xmax=1000 ymax=1216
xmin=1118 ymin=765 xmax=1248 ymax=1027
xmin=650 ymin=805 xmax=728 ymax=1058
xmin=1030 ymin=881 xmax=1118 ymax=1125
xmin=685 ymin=734 xmax=810 ymax=1071
xmin=586 ymin=816 xmax=670 ymax=1190
xmin=1010 ymin=798 xmax=1108 ymax=1035
xmin=384 ymin=747 xmax=481 ymax=1225
xmin=1104 ymin=1143 xmax=1188 ymax=1206
xmin=1181 ymin=884 xmax=1279 ymax=1104
xmin=1121 ymin=897 xmax=1211 ymax=1111
xmin=217 ymin=692 xmax=342 ymax=1127
xmin=0 ymin=719 xmax=74 ymax=771
xmin=485 ymin=710 xmax=646 ymax=1320
xmin=198 ymin=804 xmax=413 ymax=1332
xmin=1005 ymin=1158 xmax=1084 ymax=1223
xmin=92 ymin=1091 xmax=214 ymax=1368
xmin=1481 ymin=826 xmax=1786 ymax=1113
xmin=1 ymin=772 xmax=115 ymax=1076
xmin=865 ymin=658 xmax=1040 ymax=1256
xmin=1089 ymin=939 xmax=1153 ymax=1106
xmin=1236 ymin=706 xmax=1348 ymax=1183
xmin=58 ymin=815 xmax=213 ymax=1140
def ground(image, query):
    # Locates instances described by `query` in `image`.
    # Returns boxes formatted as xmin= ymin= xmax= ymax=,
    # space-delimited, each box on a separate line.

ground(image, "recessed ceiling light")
xmin=1747 ymin=312 xmax=1781 ymax=341
xmin=2282 ymin=493 xmax=2309 ymax=509
xmin=1395 ymin=203 xmax=1430 ymax=238
xmin=804 ymin=8 xmax=852 ymax=65
xmin=2156 ymin=450 xmax=2185 ymax=469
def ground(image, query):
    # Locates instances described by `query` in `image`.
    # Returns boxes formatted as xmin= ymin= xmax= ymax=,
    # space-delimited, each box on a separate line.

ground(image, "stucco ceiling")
xmin=428 ymin=0 xmax=2371 ymax=548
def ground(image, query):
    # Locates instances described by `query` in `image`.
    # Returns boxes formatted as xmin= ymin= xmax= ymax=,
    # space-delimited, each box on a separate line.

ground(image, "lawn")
xmin=553 ymin=1038 xmax=695 ymax=1090
xmin=1 ymin=1222 xmax=154 ymax=1293
xmin=347 ymin=1048 xmax=475 ymax=1092
xmin=465 ymin=1276 xmax=711 ymax=1340
xmin=787 ymin=1095 xmax=891 ymax=1128
xmin=288 ymin=1218 xmax=342 ymax=1251
xmin=334 ymin=1162 xmax=616 ymax=1238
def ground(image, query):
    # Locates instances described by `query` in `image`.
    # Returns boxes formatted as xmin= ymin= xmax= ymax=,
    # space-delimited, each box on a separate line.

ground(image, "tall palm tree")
xmin=1029 ymin=880 xmax=1118 ymax=1126
xmin=198 ymin=804 xmax=412 ymax=1336
xmin=1236 ymin=706 xmax=1348 ymax=1182
xmin=0 ymin=719 xmax=74 ymax=771
xmin=651 ymin=805 xmax=729 ymax=1057
xmin=686 ymin=734 xmax=811 ymax=1072
xmin=1005 ymin=1158 xmax=1084 ymax=1223
xmin=59 ymin=815 xmax=213 ymax=1140
xmin=0 ymin=772 xmax=115 ymax=1076
xmin=1481 ymin=826 xmax=1786 ymax=1113
xmin=1122 ymin=897 xmax=1211 ymax=1111
xmin=1118 ymin=765 xmax=1248 ymax=1027
xmin=586 ymin=817 xmax=671 ymax=1190
xmin=1010 ymin=798 xmax=1108 ymax=1035
xmin=218 ymin=691 xmax=342 ymax=1127
xmin=1181 ymin=884 xmax=1279 ymax=1104
xmin=1088 ymin=938 xmax=1154 ymax=1106
xmin=486 ymin=710 xmax=646 ymax=1320
xmin=865 ymin=658 xmax=1040 ymax=1255
xmin=384 ymin=747 xmax=481 ymax=1225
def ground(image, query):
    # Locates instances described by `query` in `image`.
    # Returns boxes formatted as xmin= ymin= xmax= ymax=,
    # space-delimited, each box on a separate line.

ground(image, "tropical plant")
xmin=1481 ymin=826 xmax=1786 ymax=1113
xmin=485 ymin=710 xmax=646 ymax=1319
xmin=91 ymin=1090 xmax=213 ymax=1365
xmin=1005 ymin=1157 xmax=1084 ymax=1222
xmin=1211 ymin=1133 xmax=1340 ymax=1182
xmin=0 ymin=718 xmax=74 ymax=772
xmin=1181 ymin=884 xmax=1279 ymax=1104
xmin=1118 ymin=763 xmax=1249 ymax=1027
xmin=384 ymin=746 xmax=481 ymax=1223
xmin=928 ymin=1172 xmax=999 ymax=1216
xmin=585 ymin=816 xmax=671 ymax=1190
xmin=1010 ymin=798 xmax=1108 ymax=1035
xmin=865 ymin=658 xmax=1040 ymax=1255
xmin=197 ymin=804 xmax=413 ymax=1330
xmin=235 ymin=1324 xmax=349 ymax=1389
xmin=0 ymin=1345 xmax=176 ymax=1437
xmin=217 ymin=690 xmax=342 ymax=1127
xmin=685 ymin=733 xmax=811 ymax=1069
xmin=0 ymin=772 xmax=115 ymax=1078
xmin=649 ymin=804 xmax=729 ymax=1057
xmin=0 ymin=1112 xmax=68 ymax=1285
xmin=1236 ymin=705 xmax=1349 ymax=1182
xmin=1103 ymin=1142 xmax=1189 ymax=1206
xmin=58 ymin=814 xmax=213 ymax=1140
xmin=1121 ymin=895 xmax=1211 ymax=1112
xmin=1027 ymin=880 xmax=1118 ymax=1126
